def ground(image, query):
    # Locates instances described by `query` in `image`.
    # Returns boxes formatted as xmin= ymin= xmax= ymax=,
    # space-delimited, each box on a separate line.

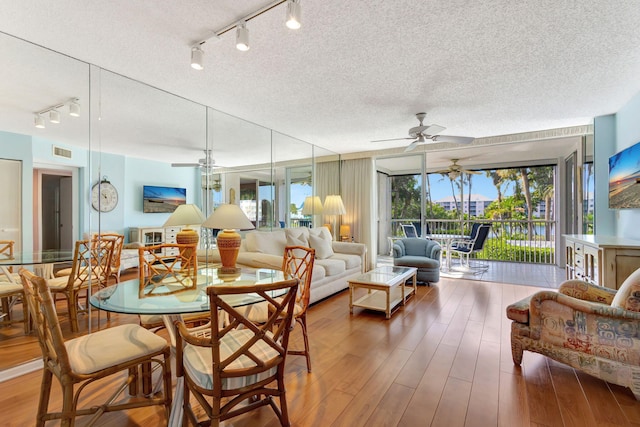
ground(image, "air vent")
xmin=52 ymin=145 xmax=72 ymax=159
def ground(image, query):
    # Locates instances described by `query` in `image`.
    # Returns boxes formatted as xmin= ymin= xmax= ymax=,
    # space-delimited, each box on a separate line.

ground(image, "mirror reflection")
xmin=0 ymin=31 xmax=336 ymax=373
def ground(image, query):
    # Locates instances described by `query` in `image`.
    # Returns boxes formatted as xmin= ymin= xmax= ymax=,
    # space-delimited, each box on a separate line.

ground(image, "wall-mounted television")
xmin=609 ymin=140 xmax=640 ymax=209
xmin=143 ymin=185 xmax=186 ymax=213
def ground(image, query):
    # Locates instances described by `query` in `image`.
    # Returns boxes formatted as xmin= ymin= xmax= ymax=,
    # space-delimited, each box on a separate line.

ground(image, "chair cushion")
xmin=183 ymin=328 xmax=279 ymax=390
xmin=394 ymin=255 xmax=439 ymax=269
xmin=0 ymin=282 xmax=23 ymax=295
xmin=65 ymin=324 xmax=168 ymax=374
xmin=308 ymin=234 xmax=334 ymax=259
xmin=611 ymin=267 xmax=640 ymax=311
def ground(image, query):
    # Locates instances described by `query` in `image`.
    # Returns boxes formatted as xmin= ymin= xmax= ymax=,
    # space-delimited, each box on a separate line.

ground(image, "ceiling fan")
xmin=171 ymin=149 xmax=221 ymax=170
xmin=372 ymin=112 xmax=474 ymax=152
xmin=434 ymin=159 xmax=481 ymax=179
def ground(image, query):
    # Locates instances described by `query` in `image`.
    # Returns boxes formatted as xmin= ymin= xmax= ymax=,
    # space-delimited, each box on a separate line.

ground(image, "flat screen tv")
xmin=143 ymin=185 xmax=186 ymax=213
xmin=609 ymin=140 xmax=640 ymax=209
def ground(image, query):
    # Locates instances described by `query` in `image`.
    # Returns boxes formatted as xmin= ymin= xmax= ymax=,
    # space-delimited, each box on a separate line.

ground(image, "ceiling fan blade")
xmin=404 ymin=140 xmax=420 ymax=152
xmin=371 ymin=137 xmax=415 ymax=143
xmin=422 ymin=124 xmax=446 ymax=136
xmin=171 ymin=163 xmax=201 ymax=167
xmin=432 ymin=135 xmax=474 ymax=144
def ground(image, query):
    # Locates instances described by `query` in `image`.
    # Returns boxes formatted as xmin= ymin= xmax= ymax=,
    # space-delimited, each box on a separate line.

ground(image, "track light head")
xmin=49 ymin=109 xmax=61 ymax=124
xmin=69 ymin=99 xmax=80 ymax=117
xmin=34 ymin=115 xmax=45 ymax=129
xmin=286 ymin=0 xmax=301 ymax=29
xmin=236 ymin=21 xmax=250 ymax=51
xmin=191 ymin=46 xmax=204 ymax=70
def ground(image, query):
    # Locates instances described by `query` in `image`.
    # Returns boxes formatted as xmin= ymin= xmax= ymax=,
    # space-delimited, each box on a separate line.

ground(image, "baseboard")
xmin=0 ymin=359 xmax=43 ymax=383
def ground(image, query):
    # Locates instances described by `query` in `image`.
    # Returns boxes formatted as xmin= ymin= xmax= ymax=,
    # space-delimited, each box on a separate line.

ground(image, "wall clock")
xmin=91 ymin=178 xmax=118 ymax=212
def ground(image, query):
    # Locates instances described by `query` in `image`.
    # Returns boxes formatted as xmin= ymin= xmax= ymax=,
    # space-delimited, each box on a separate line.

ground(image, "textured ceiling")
xmin=1 ymin=0 xmax=639 ymax=168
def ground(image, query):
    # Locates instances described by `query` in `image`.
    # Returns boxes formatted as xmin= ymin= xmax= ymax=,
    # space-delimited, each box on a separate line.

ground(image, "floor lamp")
xmin=301 ymin=196 xmax=323 ymax=228
xmin=323 ymin=195 xmax=346 ymax=241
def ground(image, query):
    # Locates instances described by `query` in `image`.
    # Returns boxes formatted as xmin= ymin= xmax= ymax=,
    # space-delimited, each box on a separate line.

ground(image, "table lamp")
xmin=162 ymin=204 xmax=206 ymax=245
xmin=202 ymin=203 xmax=255 ymax=274
xmin=340 ymin=224 xmax=351 ymax=242
xmin=323 ymin=195 xmax=346 ymax=240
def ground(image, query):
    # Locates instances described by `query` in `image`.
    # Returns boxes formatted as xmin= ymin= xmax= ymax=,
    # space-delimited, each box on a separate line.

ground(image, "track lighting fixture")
xmin=33 ymin=98 xmax=80 ymax=128
xmin=34 ymin=115 xmax=45 ymax=129
xmin=286 ymin=0 xmax=301 ymax=29
xmin=49 ymin=109 xmax=61 ymax=124
xmin=191 ymin=45 xmax=204 ymax=70
xmin=189 ymin=0 xmax=303 ymax=69
xmin=236 ymin=21 xmax=250 ymax=51
xmin=69 ymin=99 xmax=80 ymax=117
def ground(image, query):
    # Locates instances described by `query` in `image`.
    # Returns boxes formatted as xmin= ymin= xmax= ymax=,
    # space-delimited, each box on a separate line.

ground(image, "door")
xmin=564 ymin=152 xmax=578 ymax=235
xmin=0 ymin=159 xmax=21 ymax=251
xmin=41 ymin=173 xmax=73 ymax=250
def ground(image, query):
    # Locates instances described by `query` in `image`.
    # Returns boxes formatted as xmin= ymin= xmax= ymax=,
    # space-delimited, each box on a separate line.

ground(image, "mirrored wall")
xmin=0 ymin=30 xmax=338 ymax=371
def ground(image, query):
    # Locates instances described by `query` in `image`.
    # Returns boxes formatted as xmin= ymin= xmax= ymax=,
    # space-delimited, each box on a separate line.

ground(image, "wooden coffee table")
xmin=348 ymin=266 xmax=417 ymax=319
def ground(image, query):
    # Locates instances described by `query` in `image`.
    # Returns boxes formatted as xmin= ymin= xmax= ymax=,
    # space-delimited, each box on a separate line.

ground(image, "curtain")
xmin=341 ymin=158 xmax=376 ymax=270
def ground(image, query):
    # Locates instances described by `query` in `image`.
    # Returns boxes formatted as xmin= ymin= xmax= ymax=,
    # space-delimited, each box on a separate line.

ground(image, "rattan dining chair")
xmin=175 ymin=277 xmax=299 ymax=427
xmin=19 ymin=268 xmax=172 ymax=427
xmin=1 ymin=240 xmax=30 ymax=333
xmin=46 ymin=239 xmax=114 ymax=332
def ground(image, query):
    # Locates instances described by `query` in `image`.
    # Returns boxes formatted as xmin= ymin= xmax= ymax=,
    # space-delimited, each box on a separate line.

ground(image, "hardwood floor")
xmin=2 ymin=274 xmax=640 ymax=426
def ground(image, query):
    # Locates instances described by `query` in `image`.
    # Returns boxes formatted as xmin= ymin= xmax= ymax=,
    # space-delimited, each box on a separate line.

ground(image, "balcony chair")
xmin=506 ymin=267 xmax=640 ymax=399
xmin=19 ymin=268 xmax=172 ymax=426
xmin=175 ymin=277 xmax=299 ymax=426
xmin=400 ymin=223 xmax=419 ymax=238
xmin=45 ymin=238 xmax=114 ymax=332
xmin=449 ymin=223 xmax=490 ymax=272
xmin=392 ymin=238 xmax=441 ymax=284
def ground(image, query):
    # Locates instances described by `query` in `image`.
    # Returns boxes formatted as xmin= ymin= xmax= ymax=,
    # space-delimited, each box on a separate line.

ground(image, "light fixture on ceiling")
xmin=190 ymin=45 xmax=204 ymax=70
xmin=285 ymin=0 xmax=301 ymax=29
xmin=34 ymin=98 xmax=81 ymax=128
xmin=69 ymin=99 xmax=80 ymax=117
xmin=49 ymin=109 xmax=61 ymax=124
xmin=34 ymin=115 xmax=45 ymax=129
xmin=235 ymin=21 xmax=250 ymax=51
xmin=189 ymin=0 xmax=302 ymax=69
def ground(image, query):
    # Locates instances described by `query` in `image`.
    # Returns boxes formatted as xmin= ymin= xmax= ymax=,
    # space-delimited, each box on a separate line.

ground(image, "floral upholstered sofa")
xmin=197 ymin=227 xmax=367 ymax=304
xmin=506 ymin=268 xmax=640 ymax=398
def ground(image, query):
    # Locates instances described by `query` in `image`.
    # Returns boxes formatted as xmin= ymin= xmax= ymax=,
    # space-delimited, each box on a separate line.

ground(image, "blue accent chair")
xmin=393 ymin=238 xmax=441 ymax=284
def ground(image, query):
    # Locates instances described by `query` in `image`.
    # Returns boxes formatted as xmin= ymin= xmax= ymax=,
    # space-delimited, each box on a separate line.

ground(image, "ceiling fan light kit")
xmin=372 ymin=112 xmax=475 ymax=152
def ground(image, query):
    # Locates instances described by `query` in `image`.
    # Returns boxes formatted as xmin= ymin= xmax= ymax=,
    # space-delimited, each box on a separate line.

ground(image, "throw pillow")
xmin=285 ymin=227 xmax=309 ymax=245
xmin=286 ymin=234 xmax=307 ymax=247
xmin=611 ymin=267 xmax=640 ymax=311
xmin=308 ymin=234 xmax=334 ymax=259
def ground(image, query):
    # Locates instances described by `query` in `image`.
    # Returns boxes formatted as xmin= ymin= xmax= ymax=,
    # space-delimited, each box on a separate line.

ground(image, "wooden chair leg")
xmin=298 ymin=316 xmax=311 ymax=373
xmin=36 ymin=369 xmax=53 ymax=427
xmin=68 ymin=293 xmax=79 ymax=333
xmin=61 ymin=381 xmax=76 ymax=427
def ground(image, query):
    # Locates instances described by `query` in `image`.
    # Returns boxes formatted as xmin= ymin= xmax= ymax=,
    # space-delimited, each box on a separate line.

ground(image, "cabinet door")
xmin=616 ymin=255 xmax=640 ymax=288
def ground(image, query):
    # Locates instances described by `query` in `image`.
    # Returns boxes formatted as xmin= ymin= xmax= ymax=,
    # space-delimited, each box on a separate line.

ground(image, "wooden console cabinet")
xmin=564 ymin=234 xmax=640 ymax=290
xmin=129 ymin=226 xmax=200 ymax=256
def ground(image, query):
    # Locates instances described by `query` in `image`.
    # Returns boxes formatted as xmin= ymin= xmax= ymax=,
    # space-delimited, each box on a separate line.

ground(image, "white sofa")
xmin=197 ymin=227 xmax=367 ymax=304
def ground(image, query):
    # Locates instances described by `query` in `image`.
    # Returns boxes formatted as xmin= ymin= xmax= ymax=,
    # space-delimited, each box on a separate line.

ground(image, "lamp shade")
xmin=323 ymin=195 xmax=346 ymax=215
xmin=163 ymin=204 xmax=205 ymax=228
xmin=202 ymin=204 xmax=255 ymax=231
xmin=340 ymin=225 xmax=351 ymax=240
xmin=301 ymin=196 xmax=323 ymax=215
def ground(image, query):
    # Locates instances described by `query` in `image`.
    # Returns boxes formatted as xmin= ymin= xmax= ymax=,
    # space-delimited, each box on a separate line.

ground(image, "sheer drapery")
xmin=340 ymin=158 xmax=376 ymax=270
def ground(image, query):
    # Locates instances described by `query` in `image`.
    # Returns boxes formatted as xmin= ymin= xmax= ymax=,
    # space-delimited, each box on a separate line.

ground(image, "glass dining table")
xmin=89 ymin=266 xmax=287 ymax=426
xmin=0 ymin=249 xmax=74 ymax=283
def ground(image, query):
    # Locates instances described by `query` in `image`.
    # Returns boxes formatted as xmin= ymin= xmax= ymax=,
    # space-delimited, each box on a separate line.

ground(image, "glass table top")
xmin=353 ymin=265 xmax=417 ymax=285
xmin=90 ymin=267 xmax=287 ymax=315
xmin=0 ymin=250 xmax=74 ymax=266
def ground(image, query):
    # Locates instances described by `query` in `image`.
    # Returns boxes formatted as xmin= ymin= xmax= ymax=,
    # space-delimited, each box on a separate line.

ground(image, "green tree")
xmin=391 ymin=175 xmax=421 ymax=220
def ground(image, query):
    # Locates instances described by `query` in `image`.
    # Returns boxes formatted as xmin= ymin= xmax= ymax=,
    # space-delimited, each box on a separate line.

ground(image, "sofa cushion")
xmin=329 ymin=253 xmax=361 ymax=270
xmin=311 ymin=264 xmax=326 ymax=281
xmin=309 ymin=226 xmax=332 ymax=242
xmin=309 ymin=234 xmax=334 ymax=259
xmin=245 ymin=230 xmax=286 ymax=256
xmin=315 ymin=258 xmax=345 ymax=276
xmin=611 ymin=267 xmax=640 ymax=311
xmin=286 ymin=233 xmax=308 ymax=247
xmin=285 ymin=228 xmax=309 ymax=245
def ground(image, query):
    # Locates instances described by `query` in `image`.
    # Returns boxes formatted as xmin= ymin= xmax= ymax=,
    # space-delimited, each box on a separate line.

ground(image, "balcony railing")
xmin=390 ymin=219 xmax=556 ymax=264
